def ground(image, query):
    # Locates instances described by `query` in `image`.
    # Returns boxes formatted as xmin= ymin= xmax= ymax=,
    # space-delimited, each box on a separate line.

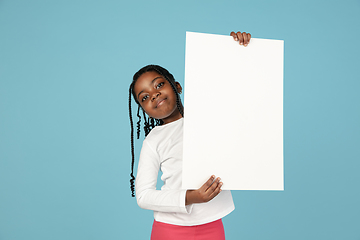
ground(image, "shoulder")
xmin=146 ymin=118 xmax=183 ymax=141
xmin=143 ymin=118 xmax=184 ymax=152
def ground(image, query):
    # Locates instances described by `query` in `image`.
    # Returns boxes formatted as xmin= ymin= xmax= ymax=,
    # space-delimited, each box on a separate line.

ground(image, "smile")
xmin=156 ymin=98 xmax=166 ymax=108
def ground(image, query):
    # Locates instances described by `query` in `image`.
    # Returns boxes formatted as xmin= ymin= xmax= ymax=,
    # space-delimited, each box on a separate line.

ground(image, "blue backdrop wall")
xmin=1 ymin=1 xmax=359 ymax=239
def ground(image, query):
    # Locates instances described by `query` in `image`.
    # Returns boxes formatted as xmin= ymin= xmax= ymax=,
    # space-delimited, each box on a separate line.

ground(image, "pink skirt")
xmin=151 ymin=219 xmax=225 ymax=240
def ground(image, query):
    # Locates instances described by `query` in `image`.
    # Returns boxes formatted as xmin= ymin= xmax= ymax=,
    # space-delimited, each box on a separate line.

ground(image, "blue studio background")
xmin=1 ymin=1 xmax=359 ymax=239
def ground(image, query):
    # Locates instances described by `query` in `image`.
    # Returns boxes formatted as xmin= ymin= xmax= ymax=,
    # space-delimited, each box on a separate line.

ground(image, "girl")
xmin=128 ymin=31 xmax=251 ymax=240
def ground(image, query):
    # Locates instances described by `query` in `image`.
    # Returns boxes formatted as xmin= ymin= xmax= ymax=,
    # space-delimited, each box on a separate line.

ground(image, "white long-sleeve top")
xmin=135 ymin=118 xmax=234 ymax=226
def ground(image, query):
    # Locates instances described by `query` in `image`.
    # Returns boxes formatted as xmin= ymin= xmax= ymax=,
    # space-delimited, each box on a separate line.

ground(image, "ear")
xmin=175 ymin=82 xmax=182 ymax=94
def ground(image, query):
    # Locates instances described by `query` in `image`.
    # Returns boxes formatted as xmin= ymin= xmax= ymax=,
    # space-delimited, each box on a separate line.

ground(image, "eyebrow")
xmin=137 ymin=76 xmax=163 ymax=100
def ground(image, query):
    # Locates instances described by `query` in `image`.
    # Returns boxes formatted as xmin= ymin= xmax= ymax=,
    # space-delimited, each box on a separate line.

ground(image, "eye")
xmin=141 ymin=95 xmax=149 ymax=102
xmin=156 ymin=82 xmax=164 ymax=89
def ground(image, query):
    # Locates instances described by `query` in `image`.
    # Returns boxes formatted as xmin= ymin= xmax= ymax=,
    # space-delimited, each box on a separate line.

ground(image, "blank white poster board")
xmin=182 ymin=32 xmax=284 ymax=190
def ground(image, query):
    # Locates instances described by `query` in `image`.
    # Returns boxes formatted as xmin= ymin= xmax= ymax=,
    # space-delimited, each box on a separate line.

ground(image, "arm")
xmin=135 ymin=140 xmax=191 ymax=213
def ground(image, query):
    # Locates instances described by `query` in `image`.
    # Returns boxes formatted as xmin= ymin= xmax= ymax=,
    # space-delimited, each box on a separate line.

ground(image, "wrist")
xmin=185 ymin=190 xmax=193 ymax=205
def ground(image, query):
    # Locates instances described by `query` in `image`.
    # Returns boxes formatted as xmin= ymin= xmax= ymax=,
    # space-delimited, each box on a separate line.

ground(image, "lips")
xmin=156 ymin=98 xmax=166 ymax=108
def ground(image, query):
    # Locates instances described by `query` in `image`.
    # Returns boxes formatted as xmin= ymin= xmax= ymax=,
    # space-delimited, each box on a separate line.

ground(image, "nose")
xmin=151 ymin=92 xmax=160 ymax=101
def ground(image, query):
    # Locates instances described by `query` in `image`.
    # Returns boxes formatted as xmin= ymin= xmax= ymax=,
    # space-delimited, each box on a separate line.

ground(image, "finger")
xmin=208 ymin=181 xmax=223 ymax=200
xmin=200 ymin=175 xmax=215 ymax=191
xmin=236 ymin=31 xmax=244 ymax=45
xmin=242 ymin=32 xmax=248 ymax=46
xmin=230 ymin=31 xmax=238 ymax=41
xmin=205 ymin=177 xmax=220 ymax=192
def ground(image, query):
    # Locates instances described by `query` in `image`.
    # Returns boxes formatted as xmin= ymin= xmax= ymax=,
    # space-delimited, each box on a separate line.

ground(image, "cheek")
xmin=140 ymin=102 xmax=154 ymax=115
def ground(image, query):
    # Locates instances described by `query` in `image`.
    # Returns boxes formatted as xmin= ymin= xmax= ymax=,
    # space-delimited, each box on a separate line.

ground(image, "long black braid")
xmin=142 ymin=109 xmax=150 ymax=137
xmin=136 ymin=106 xmax=141 ymax=139
xmin=128 ymin=65 xmax=184 ymax=197
xmin=128 ymin=88 xmax=136 ymax=197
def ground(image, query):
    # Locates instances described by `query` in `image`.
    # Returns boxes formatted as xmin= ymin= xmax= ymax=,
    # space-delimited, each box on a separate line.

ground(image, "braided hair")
xmin=128 ymin=65 xmax=184 ymax=197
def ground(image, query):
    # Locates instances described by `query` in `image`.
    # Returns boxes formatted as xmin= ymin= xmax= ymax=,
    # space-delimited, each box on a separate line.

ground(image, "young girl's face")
xmin=133 ymin=71 xmax=183 ymax=124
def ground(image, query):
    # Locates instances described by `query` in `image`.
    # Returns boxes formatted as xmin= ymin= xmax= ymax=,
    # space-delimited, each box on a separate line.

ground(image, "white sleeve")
xmin=135 ymin=140 xmax=192 ymax=214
